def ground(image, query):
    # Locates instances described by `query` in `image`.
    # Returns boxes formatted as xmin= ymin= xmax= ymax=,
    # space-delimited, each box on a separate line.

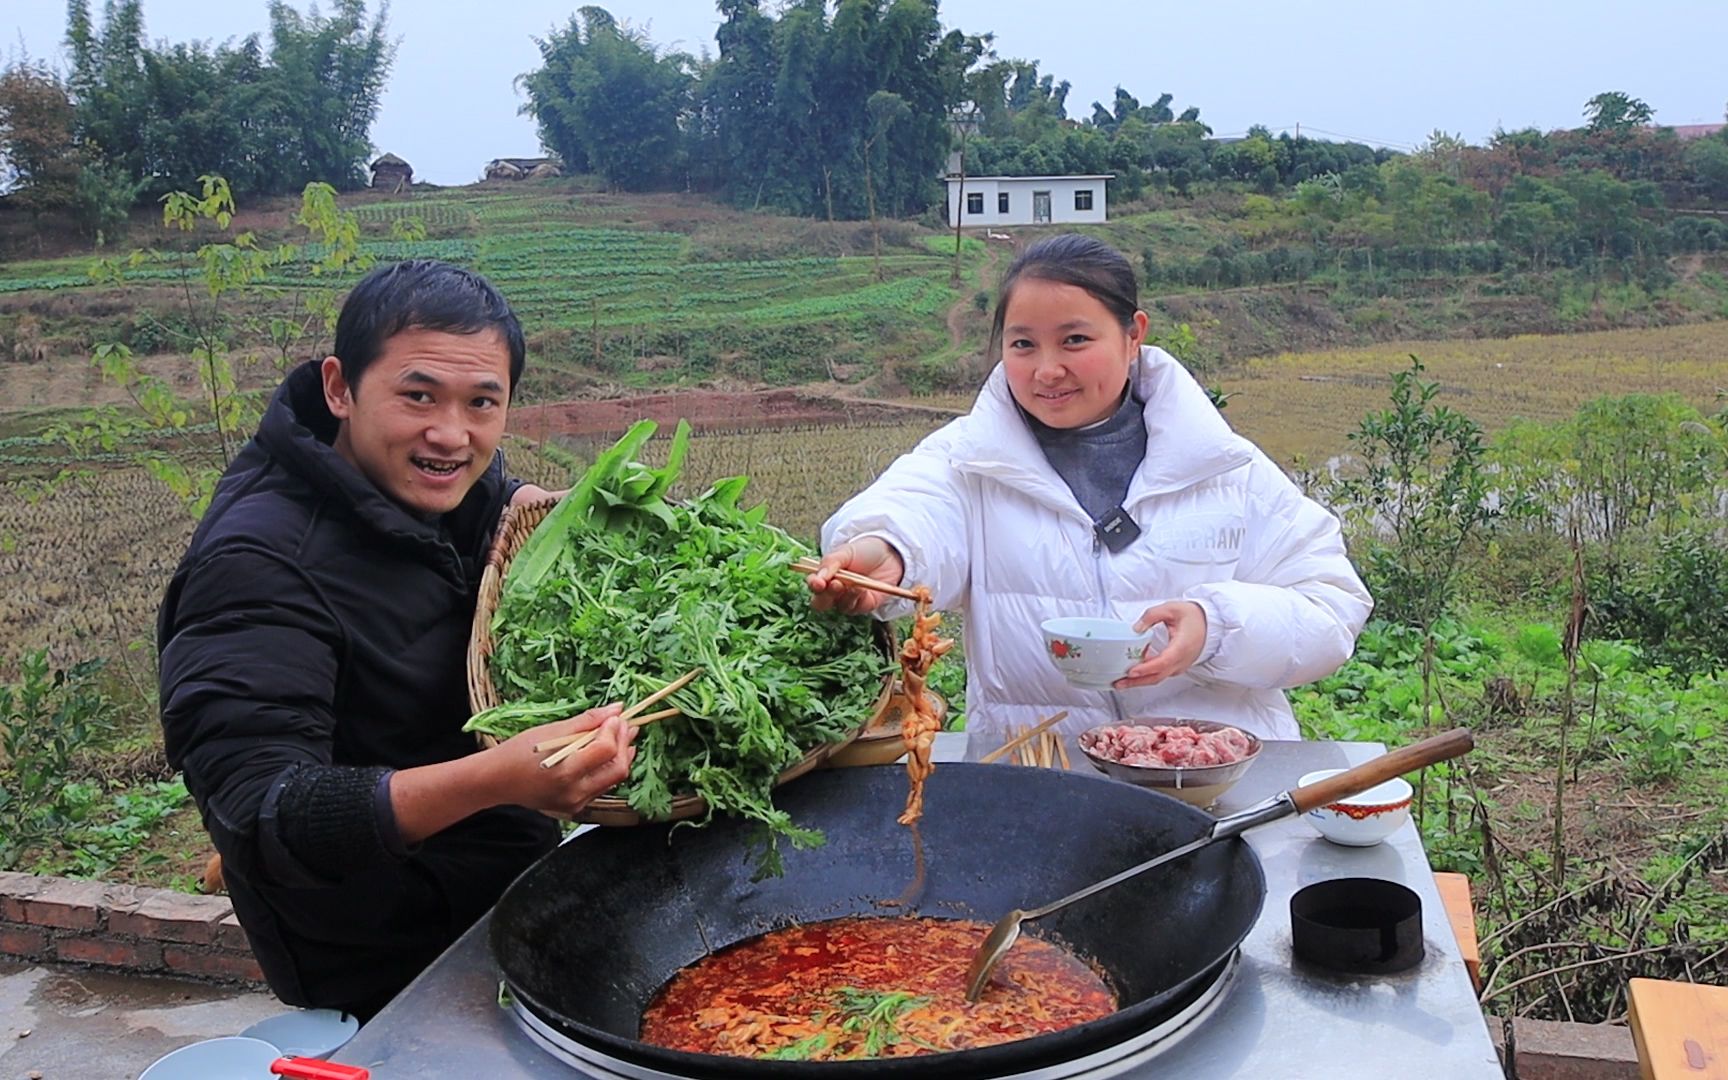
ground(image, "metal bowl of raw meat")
xmin=1077 ymin=719 xmax=1262 ymax=807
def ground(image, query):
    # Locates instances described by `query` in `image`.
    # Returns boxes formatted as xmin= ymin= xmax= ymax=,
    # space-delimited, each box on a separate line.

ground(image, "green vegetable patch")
xmin=465 ymin=420 xmax=891 ymax=875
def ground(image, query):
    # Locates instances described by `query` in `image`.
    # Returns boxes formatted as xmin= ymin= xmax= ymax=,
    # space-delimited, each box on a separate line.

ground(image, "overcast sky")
xmin=7 ymin=0 xmax=1725 ymax=187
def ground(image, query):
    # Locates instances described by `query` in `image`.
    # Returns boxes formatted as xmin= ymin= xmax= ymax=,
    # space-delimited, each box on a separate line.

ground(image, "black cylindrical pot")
xmin=1290 ymin=877 xmax=1424 ymax=975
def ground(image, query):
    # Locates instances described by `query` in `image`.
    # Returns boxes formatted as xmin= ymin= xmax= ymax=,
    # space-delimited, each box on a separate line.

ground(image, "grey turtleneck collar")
xmin=1021 ymin=382 xmax=1147 ymax=526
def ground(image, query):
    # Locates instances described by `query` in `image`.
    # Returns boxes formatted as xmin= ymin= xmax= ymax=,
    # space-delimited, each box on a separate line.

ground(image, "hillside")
xmin=4 ymin=180 xmax=1726 ymax=416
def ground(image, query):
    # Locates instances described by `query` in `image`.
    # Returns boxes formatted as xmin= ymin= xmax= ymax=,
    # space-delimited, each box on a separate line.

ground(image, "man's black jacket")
xmin=157 ymin=361 xmax=556 ymax=1016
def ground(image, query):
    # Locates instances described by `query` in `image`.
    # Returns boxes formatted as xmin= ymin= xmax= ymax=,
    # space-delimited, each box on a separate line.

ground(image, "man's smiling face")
xmin=321 ymin=326 xmax=512 ymax=516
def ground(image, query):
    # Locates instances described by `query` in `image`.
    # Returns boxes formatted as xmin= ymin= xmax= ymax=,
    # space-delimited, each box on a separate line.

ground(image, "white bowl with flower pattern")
xmin=1039 ymin=616 xmax=1167 ymax=691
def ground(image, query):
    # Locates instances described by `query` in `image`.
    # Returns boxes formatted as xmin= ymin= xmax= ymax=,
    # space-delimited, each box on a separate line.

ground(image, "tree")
xmin=52 ymin=176 xmax=382 ymax=513
xmin=860 ymin=90 xmax=908 ymax=280
xmin=65 ymin=0 xmax=149 ymax=182
xmin=698 ymin=0 xmax=779 ymax=199
xmin=1684 ymin=135 xmax=1728 ymax=200
xmin=1494 ymin=177 xmax=1578 ymax=270
xmin=686 ymin=0 xmax=982 ymax=219
xmin=0 ymin=62 xmax=80 ymax=218
xmin=519 ymin=7 xmax=693 ymax=192
xmin=262 ymin=0 xmax=395 ymax=191
xmin=1560 ymin=169 xmax=1659 ymax=261
xmin=1583 ymin=91 xmax=1654 ymax=134
xmin=1321 ymin=358 xmax=1499 ymax=776
xmin=61 ymin=0 xmax=393 ymax=201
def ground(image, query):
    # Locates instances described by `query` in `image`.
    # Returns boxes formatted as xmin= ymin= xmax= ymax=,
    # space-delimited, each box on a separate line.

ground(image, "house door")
xmin=1033 ymin=191 xmax=1052 ymax=223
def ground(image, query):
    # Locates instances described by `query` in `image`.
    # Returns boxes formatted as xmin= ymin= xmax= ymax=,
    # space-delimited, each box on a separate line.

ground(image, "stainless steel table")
xmin=333 ymin=737 xmax=1504 ymax=1078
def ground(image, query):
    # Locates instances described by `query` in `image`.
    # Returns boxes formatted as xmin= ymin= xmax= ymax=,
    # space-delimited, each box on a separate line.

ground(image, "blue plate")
xmin=240 ymin=1008 xmax=359 ymax=1058
xmin=139 ymin=1036 xmax=282 ymax=1080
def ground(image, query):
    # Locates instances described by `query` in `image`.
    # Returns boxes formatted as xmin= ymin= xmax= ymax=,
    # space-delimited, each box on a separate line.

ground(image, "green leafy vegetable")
xmin=831 ymin=987 xmax=932 ymax=1057
xmin=760 ymin=1034 xmax=830 ymax=1061
xmin=470 ymin=421 xmax=889 ymax=875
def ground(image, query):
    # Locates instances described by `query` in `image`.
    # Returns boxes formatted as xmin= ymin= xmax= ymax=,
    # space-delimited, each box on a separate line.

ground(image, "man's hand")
xmin=511 ymin=483 xmax=567 ymax=507
xmin=1115 ymin=601 xmax=1208 ymax=689
xmin=389 ymin=703 xmax=635 ymax=841
xmin=806 ymin=537 xmax=907 ymax=615
xmin=494 ymin=704 xmax=637 ymax=818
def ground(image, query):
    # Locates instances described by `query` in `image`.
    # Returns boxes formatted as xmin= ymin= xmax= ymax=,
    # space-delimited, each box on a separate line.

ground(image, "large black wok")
xmin=491 ymin=763 xmax=1264 ymax=1078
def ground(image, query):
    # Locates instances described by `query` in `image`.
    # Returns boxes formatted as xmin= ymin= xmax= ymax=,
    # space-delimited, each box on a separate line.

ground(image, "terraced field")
xmin=0 ymin=183 xmax=977 ymax=394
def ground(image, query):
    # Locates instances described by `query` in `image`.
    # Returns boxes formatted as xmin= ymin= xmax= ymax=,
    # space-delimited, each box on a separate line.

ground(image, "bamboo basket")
xmin=467 ymin=499 xmax=886 ymax=826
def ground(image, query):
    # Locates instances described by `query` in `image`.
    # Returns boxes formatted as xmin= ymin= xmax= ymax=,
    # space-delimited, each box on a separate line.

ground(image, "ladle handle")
xmin=1288 ymin=728 xmax=1474 ymax=814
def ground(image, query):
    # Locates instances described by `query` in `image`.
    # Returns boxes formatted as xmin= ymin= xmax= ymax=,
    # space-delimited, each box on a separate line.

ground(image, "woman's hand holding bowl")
xmin=1114 ymin=601 xmax=1208 ymax=689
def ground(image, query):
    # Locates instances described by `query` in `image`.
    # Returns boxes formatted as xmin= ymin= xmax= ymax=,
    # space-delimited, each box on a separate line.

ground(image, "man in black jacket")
xmin=157 ymin=260 xmax=636 ymax=1020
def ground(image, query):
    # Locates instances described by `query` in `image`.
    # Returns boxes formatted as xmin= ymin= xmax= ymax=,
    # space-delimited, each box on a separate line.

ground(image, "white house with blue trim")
xmin=945 ymin=174 xmax=1112 ymax=228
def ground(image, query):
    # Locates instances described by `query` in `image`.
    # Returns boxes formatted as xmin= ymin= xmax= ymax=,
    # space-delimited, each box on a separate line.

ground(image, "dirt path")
xmin=944 ymin=237 xmax=1007 ymax=350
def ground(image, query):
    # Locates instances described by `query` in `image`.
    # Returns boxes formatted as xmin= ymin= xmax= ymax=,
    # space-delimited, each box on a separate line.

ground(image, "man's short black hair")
xmin=332 ymin=259 xmax=526 ymax=396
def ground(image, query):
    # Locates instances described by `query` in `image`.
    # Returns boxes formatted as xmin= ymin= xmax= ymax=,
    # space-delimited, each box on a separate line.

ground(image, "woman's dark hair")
xmin=988 ymin=234 xmax=1141 ymax=359
xmin=332 ymin=259 xmax=527 ymax=396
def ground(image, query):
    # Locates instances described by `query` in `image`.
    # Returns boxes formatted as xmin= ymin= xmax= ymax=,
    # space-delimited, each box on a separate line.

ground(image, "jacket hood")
xmin=948 ymin=346 xmax=1255 ymax=511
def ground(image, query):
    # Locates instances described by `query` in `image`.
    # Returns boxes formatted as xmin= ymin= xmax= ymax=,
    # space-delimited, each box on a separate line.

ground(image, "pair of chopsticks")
xmin=791 ymin=557 xmax=925 ymax=603
xmin=534 ymin=668 xmax=703 ymax=770
xmin=979 ymin=710 xmax=1069 ymax=766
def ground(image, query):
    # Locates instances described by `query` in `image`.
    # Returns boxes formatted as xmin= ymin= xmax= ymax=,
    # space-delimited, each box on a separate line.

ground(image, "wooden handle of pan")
xmin=1288 ymin=727 xmax=1474 ymax=814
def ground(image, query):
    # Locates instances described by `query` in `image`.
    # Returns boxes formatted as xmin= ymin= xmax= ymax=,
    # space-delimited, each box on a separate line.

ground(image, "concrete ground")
xmin=0 ymin=957 xmax=285 ymax=1079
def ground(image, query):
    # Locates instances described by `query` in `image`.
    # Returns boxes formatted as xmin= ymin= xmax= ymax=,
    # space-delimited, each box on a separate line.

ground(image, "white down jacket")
xmin=822 ymin=345 xmax=1372 ymax=757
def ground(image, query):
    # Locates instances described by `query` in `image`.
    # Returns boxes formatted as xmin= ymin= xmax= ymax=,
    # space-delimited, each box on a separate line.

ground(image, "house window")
xmin=1074 ymin=189 xmax=1095 ymax=211
xmin=966 ymin=192 xmax=985 ymax=214
xmin=998 ymin=192 xmax=1010 ymax=213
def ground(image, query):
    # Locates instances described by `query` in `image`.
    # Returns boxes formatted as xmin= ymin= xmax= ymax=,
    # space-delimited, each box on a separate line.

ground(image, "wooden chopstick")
xmin=980 ymin=710 xmax=1069 ymax=765
xmin=536 ymin=668 xmax=703 ymax=770
xmin=791 ymin=558 xmax=926 ymax=603
xmin=621 ymin=668 xmax=703 ymax=721
xmin=1056 ymin=736 xmax=1072 ymax=771
xmin=538 ymin=706 xmax=682 ymax=770
xmin=534 ymin=704 xmax=685 ymax=753
xmin=530 ymin=665 xmax=699 ymax=752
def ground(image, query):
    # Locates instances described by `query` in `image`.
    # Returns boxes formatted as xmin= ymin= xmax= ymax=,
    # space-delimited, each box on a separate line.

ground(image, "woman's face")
xmin=1001 ymin=278 xmax=1148 ymax=429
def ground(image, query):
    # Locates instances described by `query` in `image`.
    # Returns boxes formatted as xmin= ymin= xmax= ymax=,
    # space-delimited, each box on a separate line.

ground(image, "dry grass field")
xmin=1222 ymin=321 xmax=1728 ymax=465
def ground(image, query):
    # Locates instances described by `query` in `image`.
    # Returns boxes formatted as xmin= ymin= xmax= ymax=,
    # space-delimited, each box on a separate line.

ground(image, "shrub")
xmin=1592 ymin=529 xmax=1728 ymax=677
xmin=0 ymin=651 xmax=112 ymax=870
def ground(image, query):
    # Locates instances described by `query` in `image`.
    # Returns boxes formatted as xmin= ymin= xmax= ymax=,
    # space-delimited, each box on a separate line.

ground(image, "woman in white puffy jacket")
xmin=808 ymin=234 xmax=1372 ymax=757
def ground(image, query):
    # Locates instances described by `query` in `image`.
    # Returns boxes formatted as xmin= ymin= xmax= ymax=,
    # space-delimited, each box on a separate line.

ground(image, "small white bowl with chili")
xmin=1296 ymin=768 xmax=1414 ymax=846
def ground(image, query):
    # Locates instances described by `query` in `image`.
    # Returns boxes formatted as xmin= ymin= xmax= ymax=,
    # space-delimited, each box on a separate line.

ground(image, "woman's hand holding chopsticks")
xmin=801 ymin=537 xmax=913 ymax=614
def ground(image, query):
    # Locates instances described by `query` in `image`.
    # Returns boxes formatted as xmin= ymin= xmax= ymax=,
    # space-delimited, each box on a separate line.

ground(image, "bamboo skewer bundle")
xmin=980 ymin=711 xmax=1068 ymax=765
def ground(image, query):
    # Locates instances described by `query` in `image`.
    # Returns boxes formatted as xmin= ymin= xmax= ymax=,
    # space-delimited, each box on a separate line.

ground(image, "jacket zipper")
xmin=1091 ymin=528 xmax=1129 ymax=723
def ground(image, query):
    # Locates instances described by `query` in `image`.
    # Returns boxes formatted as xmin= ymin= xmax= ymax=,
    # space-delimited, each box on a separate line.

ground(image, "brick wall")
xmin=0 ymin=871 xmax=263 ymax=985
xmin=1489 ymin=1016 xmax=1642 ymax=1079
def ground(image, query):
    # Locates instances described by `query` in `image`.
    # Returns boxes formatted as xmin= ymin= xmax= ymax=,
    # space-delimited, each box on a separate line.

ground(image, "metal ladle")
xmin=963 ymin=727 xmax=1476 ymax=1002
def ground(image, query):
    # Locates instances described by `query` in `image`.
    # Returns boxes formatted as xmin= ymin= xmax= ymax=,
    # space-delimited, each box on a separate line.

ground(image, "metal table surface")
xmin=332 ymin=736 xmax=1504 ymax=1079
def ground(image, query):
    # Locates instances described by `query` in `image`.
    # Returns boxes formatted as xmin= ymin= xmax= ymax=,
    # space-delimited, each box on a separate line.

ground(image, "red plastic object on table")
xmin=270 ymin=1057 xmax=370 ymax=1080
